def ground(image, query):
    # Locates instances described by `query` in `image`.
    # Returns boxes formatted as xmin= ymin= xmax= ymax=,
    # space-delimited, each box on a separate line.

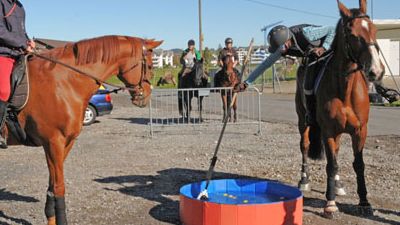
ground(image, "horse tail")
xmin=308 ymin=125 xmax=325 ymax=160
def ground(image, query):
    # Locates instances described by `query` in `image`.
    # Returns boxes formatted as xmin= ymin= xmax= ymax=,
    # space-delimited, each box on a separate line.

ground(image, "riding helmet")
xmin=188 ymin=39 xmax=195 ymax=46
xmin=267 ymin=25 xmax=293 ymax=53
xmin=225 ymin=37 xmax=233 ymax=44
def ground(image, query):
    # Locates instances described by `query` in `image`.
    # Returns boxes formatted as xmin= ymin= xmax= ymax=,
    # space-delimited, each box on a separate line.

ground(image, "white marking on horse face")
xmin=369 ymin=45 xmax=383 ymax=76
xmin=361 ymin=20 xmax=369 ymax=31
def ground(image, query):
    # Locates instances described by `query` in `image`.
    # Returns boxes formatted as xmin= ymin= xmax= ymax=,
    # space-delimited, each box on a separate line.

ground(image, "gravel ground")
xmin=0 ymin=93 xmax=399 ymax=225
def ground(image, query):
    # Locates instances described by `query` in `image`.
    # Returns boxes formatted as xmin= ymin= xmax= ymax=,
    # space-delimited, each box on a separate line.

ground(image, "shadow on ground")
xmin=304 ymin=197 xmax=400 ymax=225
xmin=0 ymin=189 xmax=38 ymax=225
xmin=94 ymin=168 xmax=262 ymax=224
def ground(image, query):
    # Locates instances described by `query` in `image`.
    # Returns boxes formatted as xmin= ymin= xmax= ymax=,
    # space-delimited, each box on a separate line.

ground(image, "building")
xmin=374 ymin=19 xmax=400 ymax=76
xmin=34 ymin=38 xmax=70 ymax=51
xmin=250 ymin=48 xmax=269 ymax=64
xmin=237 ymin=48 xmax=248 ymax=65
xmin=152 ymin=50 xmax=174 ymax=68
xmin=235 ymin=47 xmax=269 ymax=65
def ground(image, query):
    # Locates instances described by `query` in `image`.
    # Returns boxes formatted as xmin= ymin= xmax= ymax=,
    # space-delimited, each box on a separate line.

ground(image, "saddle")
xmin=5 ymin=55 xmax=36 ymax=146
xmin=9 ymin=55 xmax=30 ymax=111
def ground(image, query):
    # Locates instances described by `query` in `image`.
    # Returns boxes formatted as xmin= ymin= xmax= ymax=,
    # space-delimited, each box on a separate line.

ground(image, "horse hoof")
xmin=358 ymin=203 xmax=373 ymax=216
xmin=298 ymin=182 xmax=311 ymax=192
xmin=335 ymin=187 xmax=346 ymax=196
xmin=323 ymin=210 xmax=338 ymax=219
xmin=323 ymin=201 xmax=338 ymax=219
xmin=47 ymin=217 xmax=56 ymax=225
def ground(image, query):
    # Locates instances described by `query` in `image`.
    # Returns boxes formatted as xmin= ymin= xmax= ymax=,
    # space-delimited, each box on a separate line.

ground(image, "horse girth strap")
xmin=31 ymin=52 xmax=147 ymax=93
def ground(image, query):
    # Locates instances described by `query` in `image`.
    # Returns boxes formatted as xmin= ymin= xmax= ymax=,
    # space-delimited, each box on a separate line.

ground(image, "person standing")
xmin=0 ymin=0 xmax=35 ymax=148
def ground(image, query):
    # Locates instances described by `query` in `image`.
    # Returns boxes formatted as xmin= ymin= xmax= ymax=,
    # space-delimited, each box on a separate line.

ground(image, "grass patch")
xmin=386 ymin=100 xmax=400 ymax=107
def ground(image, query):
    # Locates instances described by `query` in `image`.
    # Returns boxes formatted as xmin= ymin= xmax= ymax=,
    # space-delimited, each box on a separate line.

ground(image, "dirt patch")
xmin=0 ymin=93 xmax=399 ymax=225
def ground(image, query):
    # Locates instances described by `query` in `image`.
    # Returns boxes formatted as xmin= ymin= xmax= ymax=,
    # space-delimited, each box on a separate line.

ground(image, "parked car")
xmin=84 ymin=86 xmax=113 ymax=125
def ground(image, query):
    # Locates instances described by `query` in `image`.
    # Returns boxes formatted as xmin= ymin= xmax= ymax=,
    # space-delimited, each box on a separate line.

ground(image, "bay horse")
xmin=295 ymin=0 xmax=384 ymax=217
xmin=178 ymin=59 xmax=207 ymax=122
xmin=214 ymin=54 xmax=240 ymax=122
xmin=6 ymin=35 xmax=162 ymax=225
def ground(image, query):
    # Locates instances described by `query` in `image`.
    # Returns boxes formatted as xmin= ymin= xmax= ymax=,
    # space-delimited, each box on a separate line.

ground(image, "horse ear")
xmin=359 ymin=0 xmax=367 ymax=14
xmin=144 ymin=39 xmax=163 ymax=50
xmin=337 ymin=0 xmax=351 ymax=18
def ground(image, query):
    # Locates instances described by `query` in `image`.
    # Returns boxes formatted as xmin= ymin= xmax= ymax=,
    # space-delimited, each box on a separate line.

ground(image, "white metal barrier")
xmin=148 ymin=87 xmax=262 ymax=137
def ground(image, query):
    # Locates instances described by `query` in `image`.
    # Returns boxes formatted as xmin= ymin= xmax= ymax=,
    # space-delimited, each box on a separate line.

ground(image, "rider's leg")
xmin=303 ymin=63 xmax=319 ymax=126
xmin=0 ymin=56 xmax=15 ymax=148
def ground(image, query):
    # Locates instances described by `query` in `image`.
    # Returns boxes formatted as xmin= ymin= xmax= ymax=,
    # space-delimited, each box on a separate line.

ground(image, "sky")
xmin=23 ymin=0 xmax=400 ymax=50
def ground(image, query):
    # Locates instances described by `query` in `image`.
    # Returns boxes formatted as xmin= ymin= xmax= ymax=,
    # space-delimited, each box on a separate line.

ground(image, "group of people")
xmin=179 ymin=23 xmax=336 ymax=126
xmin=179 ymin=37 xmax=240 ymax=79
xmin=0 ymin=0 xmax=397 ymax=149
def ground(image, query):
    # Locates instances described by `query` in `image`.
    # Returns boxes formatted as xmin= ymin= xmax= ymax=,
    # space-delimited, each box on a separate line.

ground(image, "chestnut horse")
xmin=214 ymin=55 xmax=240 ymax=122
xmin=295 ymin=0 xmax=384 ymax=217
xmin=6 ymin=35 xmax=162 ymax=225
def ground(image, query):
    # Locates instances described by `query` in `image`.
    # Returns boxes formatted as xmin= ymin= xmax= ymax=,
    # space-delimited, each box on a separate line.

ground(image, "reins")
xmin=30 ymin=51 xmax=147 ymax=93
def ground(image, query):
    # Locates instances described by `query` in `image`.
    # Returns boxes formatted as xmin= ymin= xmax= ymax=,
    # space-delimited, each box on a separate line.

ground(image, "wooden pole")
xmin=198 ymin=0 xmax=203 ymax=57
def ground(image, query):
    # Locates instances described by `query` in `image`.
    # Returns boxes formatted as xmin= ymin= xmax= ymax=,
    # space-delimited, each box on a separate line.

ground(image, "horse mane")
xmin=73 ymin=36 xmax=125 ymax=65
xmin=331 ymin=8 xmax=366 ymax=51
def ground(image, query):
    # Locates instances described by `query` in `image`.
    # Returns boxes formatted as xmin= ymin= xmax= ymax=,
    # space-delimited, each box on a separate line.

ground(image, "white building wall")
xmin=378 ymin=39 xmax=400 ymax=76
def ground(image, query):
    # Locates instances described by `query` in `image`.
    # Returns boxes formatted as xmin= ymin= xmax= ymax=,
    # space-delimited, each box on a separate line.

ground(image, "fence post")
xmin=149 ymin=97 xmax=154 ymax=138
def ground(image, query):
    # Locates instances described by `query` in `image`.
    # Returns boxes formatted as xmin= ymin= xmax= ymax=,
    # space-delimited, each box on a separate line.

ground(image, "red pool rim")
xmin=179 ymin=179 xmax=303 ymax=225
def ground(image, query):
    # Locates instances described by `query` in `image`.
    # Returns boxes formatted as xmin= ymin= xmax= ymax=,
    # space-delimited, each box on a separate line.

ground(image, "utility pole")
xmin=371 ymin=0 xmax=374 ymax=20
xmin=198 ymin=0 xmax=203 ymax=57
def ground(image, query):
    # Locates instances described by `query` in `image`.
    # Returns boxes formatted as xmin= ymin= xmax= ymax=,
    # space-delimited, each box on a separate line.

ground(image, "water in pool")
xmin=206 ymin=191 xmax=286 ymax=204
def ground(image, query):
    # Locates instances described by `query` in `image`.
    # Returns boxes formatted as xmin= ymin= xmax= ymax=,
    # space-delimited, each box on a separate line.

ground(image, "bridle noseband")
xmin=341 ymin=14 xmax=379 ymax=75
xmin=118 ymin=48 xmax=151 ymax=104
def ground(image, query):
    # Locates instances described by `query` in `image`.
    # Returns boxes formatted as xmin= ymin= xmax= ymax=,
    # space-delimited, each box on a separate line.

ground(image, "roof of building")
xmin=35 ymin=38 xmax=71 ymax=48
xmin=374 ymin=19 xmax=400 ymax=40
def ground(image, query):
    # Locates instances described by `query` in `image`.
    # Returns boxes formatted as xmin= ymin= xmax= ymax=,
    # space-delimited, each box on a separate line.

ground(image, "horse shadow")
xmin=304 ymin=197 xmax=400 ymax=224
xmin=0 ymin=189 xmax=38 ymax=225
xmin=0 ymin=211 xmax=32 ymax=225
xmin=0 ymin=188 xmax=39 ymax=203
xmin=95 ymin=168 xmax=292 ymax=225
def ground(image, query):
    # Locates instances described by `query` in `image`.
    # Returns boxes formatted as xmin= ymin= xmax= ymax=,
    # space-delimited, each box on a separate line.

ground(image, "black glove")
xmin=234 ymin=82 xmax=248 ymax=93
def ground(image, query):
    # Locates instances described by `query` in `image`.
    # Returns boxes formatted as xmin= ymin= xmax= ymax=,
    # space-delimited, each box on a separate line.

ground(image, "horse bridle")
xmin=33 ymin=43 xmax=151 ymax=104
xmin=341 ymin=14 xmax=380 ymax=75
xmin=118 ymin=47 xmax=151 ymax=105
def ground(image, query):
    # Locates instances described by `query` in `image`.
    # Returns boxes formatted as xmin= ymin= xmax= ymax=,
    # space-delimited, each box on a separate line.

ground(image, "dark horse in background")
xmin=295 ymin=0 xmax=384 ymax=218
xmin=214 ymin=54 xmax=240 ymax=122
xmin=4 ymin=36 xmax=162 ymax=225
xmin=178 ymin=59 xmax=208 ymax=122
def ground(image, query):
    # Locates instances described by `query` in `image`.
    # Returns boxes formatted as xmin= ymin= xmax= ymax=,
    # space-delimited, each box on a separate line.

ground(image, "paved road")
xmin=259 ymin=94 xmax=400 ymax=136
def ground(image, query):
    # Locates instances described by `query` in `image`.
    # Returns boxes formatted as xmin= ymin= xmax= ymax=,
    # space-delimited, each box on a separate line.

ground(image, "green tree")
xmin=203 ymin=47 xmax=213 ymax=70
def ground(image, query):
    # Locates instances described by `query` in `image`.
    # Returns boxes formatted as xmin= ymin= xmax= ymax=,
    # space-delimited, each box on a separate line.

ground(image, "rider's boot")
xmin=0 ymin=100 xmax=8 ymax=149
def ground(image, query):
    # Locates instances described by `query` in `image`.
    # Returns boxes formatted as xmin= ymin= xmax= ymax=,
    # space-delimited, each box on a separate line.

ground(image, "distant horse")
xmin=178 ymin=59 xmax=208 ymax=122
xmin=156 ymin=71 xmax=177 ymax=86
xmin=295 ymin=0 xmax=384 ymax=217
xmin=5 ymin=35 xmax=162 ymax=225
xmin=214 ymin=54 xmax=240 ymax=122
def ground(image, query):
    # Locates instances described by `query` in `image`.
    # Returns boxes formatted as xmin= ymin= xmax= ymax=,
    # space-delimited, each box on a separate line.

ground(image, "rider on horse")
xmin=237 ymin=24 xmax=336 ymax=126
xmin=218 ymin=37 xmax=240 ymax=77
xmin=0 ymin=0 xmax=35 ymax=148
xmin=179 ymin=39 xmax=201 ymax=82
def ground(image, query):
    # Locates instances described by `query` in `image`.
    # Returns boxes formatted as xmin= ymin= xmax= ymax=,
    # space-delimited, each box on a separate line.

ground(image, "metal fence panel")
xmin=149 ymin=87 xmax=262 ymax=137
